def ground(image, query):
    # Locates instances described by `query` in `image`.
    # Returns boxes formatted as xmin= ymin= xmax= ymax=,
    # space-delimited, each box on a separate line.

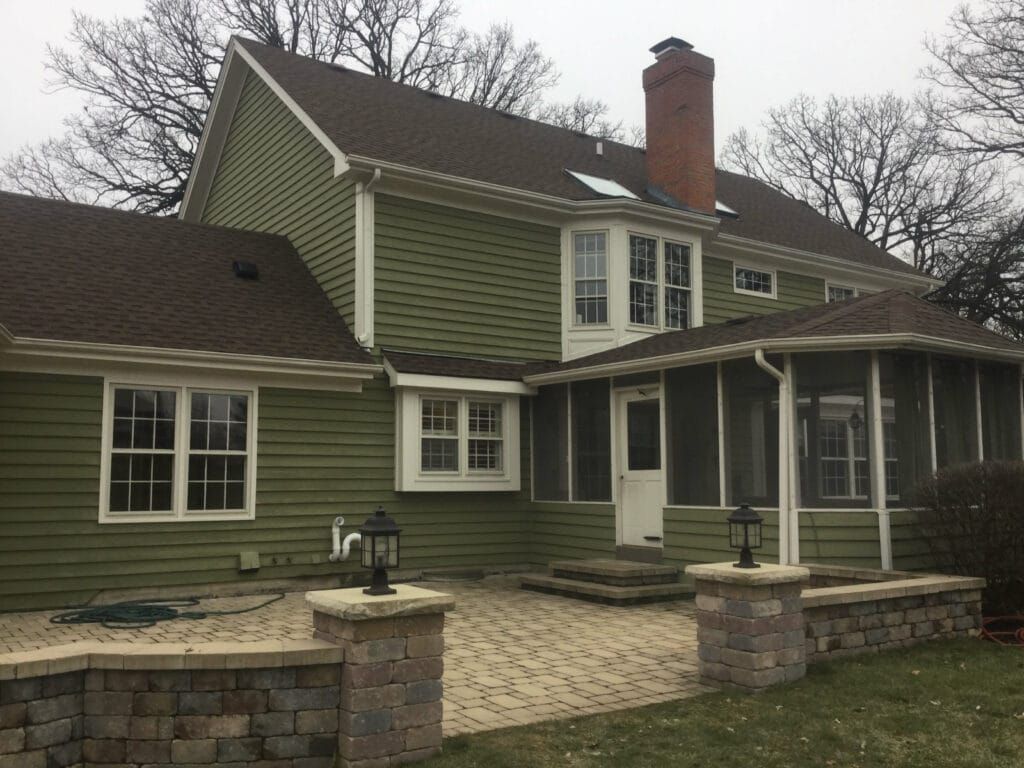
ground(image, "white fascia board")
xmin=180 ymin=39 xmax=350 ymax=221
xmin=715 ymin=234 xmax=942 ymax=292
xmin=523 ymin=333 xmax=1024 ymax=386
xmin=346 ymin=155 xmax=721 ymax=234
xmin=383 ymin=358 xmax=535 ymax=395
xmin=0 ymin=336 xmax=381 ymax=388
xmin=179 ymin=44 xmax=246 ymax=221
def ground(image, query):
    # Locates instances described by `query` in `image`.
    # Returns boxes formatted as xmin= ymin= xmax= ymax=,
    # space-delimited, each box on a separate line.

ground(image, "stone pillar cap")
xmin=306 ymin=584 xmax=455 ymax=621
xmin=685 ymin=562 xmax=809 ymax=585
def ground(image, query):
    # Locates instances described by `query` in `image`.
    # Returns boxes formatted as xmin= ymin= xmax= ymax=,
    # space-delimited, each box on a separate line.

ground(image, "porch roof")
xmin=525 ymin=291 xmax=1024 ymax=385
xmin=383 ymin=349 xmax=534 ymax=381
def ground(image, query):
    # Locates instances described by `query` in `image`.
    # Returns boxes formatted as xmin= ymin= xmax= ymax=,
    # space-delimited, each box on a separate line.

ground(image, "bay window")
xmin=628 ymin=234 xmax=659 ymax=326
xmin=573 ymin=232 xmax=608 ymax=325
xmin=627 ymin=233 xmax=693 ymax=330
xmin=102 ymin=383 xmax=255 ymax=522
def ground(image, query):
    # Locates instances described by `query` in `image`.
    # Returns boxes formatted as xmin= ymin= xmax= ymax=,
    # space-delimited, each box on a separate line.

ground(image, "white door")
xmin=616 ymin=388 xmax=665 ymax=548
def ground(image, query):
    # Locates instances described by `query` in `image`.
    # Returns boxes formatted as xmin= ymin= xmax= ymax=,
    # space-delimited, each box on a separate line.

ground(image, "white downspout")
xmin=329 ymin=516 xmax=363 ymax=562
xmin=754 ymin=349 xmax=794 ymax=565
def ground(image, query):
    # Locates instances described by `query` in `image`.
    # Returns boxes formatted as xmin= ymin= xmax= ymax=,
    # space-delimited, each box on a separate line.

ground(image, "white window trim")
xmin=571 ymin=229 xmax=612 ymax=329
xmin=733 ymin=263 xmax=778 ymax=299
xmin=825 ymin=282 xmax=858 ymax=303
xmin=395 ymin=388 xmax=520 ymax=492
xmin=99 ymin=379 xmax=258 ymax=524
xmin=625 ymin=231 xmax=695 ymax=333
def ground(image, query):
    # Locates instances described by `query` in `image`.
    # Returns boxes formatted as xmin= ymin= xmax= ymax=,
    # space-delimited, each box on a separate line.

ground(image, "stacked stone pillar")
xmin=685 ymin=563 xmax=808 ymax=692
xmin=306 ymin=585 xmax=454 ymax=767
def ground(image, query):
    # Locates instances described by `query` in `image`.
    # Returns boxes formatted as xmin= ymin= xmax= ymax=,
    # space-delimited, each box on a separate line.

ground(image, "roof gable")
xmin=221 ymin=38 xmax=925 ymax=281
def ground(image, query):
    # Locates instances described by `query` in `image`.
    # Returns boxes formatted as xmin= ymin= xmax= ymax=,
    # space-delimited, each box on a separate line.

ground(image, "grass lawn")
xmin=425 ymin=639 xmax=1024 ymax=768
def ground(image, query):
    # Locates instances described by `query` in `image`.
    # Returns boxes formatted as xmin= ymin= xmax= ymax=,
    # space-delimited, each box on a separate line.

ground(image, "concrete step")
xmin=520 ymin=573 xmax=693 ymax=605
xmin=548 ymin=558 xmax=679 ymax=586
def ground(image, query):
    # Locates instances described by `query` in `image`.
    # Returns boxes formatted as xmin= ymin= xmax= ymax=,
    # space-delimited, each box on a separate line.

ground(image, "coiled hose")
xmin=49 ymin=594 xmax=285 ymax=630
xmin=980 ymin=615 xmax=1024 ymax=645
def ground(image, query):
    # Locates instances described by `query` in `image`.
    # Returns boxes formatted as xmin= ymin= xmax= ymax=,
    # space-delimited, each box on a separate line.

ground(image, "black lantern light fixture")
xmin=359 ymin=506 xmax=401 ymax=595
xmin=727 ymin=504 xmax=764 ymax=569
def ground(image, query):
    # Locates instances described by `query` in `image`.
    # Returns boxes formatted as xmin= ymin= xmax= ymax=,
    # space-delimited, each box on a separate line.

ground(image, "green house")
xmin=2 ymin=36 xmax=1021 ymax=610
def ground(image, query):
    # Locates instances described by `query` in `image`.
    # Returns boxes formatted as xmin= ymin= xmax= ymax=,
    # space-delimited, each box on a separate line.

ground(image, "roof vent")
xmin=498 ymin=111 xmax=518 ymax=120
xmin=233 ymin=260 xmax=259 ymax=280
xmin=596 ymin=141 xmax=604 ymax=157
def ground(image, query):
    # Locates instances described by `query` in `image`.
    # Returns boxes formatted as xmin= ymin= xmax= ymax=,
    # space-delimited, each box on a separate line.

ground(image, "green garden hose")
xmin=49 ymin=594 xmax=285 ymax=630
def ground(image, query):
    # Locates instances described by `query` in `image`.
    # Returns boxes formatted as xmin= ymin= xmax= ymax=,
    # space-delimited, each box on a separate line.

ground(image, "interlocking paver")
xmin=0 ymin=574 xmax=705 ymax=734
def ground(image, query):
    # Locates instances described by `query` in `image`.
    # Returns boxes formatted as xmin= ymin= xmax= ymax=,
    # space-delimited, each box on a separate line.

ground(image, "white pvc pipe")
xmin=754 ymin=349 xmax=794 ymax=565
xmin=329 ymin=516 xmax=363 ymax=562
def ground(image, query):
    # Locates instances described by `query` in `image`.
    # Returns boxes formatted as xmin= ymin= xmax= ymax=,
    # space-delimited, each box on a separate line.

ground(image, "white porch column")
xmin=868 ymin=352 xmax=893 ymax=570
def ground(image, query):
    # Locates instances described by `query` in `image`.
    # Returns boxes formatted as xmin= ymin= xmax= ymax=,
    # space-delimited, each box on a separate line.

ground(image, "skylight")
xmin=566 ymin=170 xmax=640 ymax=200
xmin=716 ymin=200 xmax=739 ymax=217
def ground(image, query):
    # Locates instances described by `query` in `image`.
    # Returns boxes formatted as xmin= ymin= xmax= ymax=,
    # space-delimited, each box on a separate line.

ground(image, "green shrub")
xmin=914 ymin=461 xmax=1024 ymax=614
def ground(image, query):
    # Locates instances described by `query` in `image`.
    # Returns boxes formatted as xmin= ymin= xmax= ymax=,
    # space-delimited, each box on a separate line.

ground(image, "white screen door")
xmin=616 ymin=388 xmax=665 ymax=548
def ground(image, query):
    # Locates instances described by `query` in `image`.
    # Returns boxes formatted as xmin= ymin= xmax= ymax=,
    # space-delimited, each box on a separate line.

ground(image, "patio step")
xmin=520 ymin=573 xmax=692 ymax=605
xmin=548 ymin=558 xmax=679 ymax=587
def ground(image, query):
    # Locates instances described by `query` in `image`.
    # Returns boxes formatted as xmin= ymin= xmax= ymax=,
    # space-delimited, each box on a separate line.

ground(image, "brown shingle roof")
xmin=527 ymin=291 xmax=1024 ymax=379
xmin=384 ymin=350 xmax=531 ymax=380
xmin=0 ymin=191 xmax=372 ymax=365
xmin=238 ymin=38 xmax=922 ymax=278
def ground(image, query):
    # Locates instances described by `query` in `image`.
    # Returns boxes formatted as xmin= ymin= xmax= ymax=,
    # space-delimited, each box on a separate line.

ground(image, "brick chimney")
xmin=643 ymin=37 xmax=716 ymax=214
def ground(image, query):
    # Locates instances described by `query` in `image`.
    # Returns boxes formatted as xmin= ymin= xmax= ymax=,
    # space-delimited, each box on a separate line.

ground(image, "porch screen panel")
xmin=532 ymin=384 xmax=569 ymax=500
xmin=794 ymin=352 xmax=872 ymax=509
xmin=933 ymin=358 xmax=978 ymax=468
xmin=723 ymin=358 xmax=780 ymax=507
xmin=980 ymin=363 xmax=1022 ymax=461
xmin=571 ymin=379 xmax=612 ymax=501
xmin=880 ymin=353 xmax=932 ymax=506
xmin=665 ymin=364 xmax=719 ymax=506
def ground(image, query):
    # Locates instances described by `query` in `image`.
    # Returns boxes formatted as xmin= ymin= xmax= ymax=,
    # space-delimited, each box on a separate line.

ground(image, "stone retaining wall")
xmin=802 ymin=571 xmax=984 ymax=663
xmin=686 ymin=563 xmax=985 ymax=693
xmin=0 ymin=584 xmax=453 ymax=768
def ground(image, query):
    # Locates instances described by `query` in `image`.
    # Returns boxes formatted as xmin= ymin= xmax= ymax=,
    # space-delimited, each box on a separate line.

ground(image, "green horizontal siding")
xmin=702 ymin=255 xmax=825 ymax=324
xmin=0 ymin=372 xmax=533 ymax=611
xmin=663 ymin=507 xmax=780 ymax=569
xmin=528 ymin=503 xmax=616 ymax=564
xmin=890 ymin=509 xmax=940 ymax=571
xmin=798 ymin=510 xmax=881 ymax=569
xmin=374 ymin=195 xmax=561 ymax=360
xmin=202 ymin=70 xmax=358 ymax=327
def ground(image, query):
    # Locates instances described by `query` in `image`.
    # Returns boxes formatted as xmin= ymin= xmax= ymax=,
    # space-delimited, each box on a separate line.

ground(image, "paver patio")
xmin=0 ymin=575 xmax=705 ymax=734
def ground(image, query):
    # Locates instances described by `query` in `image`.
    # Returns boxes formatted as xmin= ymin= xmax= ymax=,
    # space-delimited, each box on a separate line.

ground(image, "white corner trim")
xmin=383 ymin=358 xmax=535 ymax=395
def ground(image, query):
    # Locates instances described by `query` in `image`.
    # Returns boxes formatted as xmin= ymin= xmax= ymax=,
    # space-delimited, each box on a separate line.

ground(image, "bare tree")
xmin=533 ymin=96 xmax=626 ymax=142
xmin=923 ymin=0 xmax=1024 ymax=160
xmin=721 ymin=93 xmax=1004 ymax=273
xmin=2 ymin=0 xmax=609 ymax=214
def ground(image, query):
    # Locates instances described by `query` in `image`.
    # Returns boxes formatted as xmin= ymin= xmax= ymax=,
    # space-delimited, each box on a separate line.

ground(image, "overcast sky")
xmin=0 ymin=0 xmax=970 ymax=159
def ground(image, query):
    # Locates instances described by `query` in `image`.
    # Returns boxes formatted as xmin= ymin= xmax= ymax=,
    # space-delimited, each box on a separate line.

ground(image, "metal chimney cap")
xmin=650 ymin=36 xmax=694 ymax=59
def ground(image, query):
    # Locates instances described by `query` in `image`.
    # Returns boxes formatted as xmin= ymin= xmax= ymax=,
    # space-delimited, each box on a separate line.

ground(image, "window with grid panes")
xmin=629 ymin=234 xmax=659 ymax=325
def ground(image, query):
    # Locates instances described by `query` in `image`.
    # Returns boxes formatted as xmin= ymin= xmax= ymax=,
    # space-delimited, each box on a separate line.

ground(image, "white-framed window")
xmin=396 ymin=389 xmax=520 ymax=491
xmin=625 ymin=233 xmax=693 ymax=331
xmin=573 ymin=232 xmax=608 ymax=325
xmin=628 ymin=234 xmax=659 ymax=326
xmin=827 ymin=284 xmax=857 ymax=303
xmin=664 ymin=241 xmax=692 ymax=329
xmin=734 ymin=264 xmax=776 ymax=298
xmin=101 ymin=382 xmax=256 ymax=523
xmin=818 ymin=417 xmax=898 ymax=501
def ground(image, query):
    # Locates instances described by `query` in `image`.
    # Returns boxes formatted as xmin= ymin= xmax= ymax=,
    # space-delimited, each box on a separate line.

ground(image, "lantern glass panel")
xmin=361 ymin=538 xmax=373 ymax=569
xmin=386 ymin=534 xmax=399 ymax=568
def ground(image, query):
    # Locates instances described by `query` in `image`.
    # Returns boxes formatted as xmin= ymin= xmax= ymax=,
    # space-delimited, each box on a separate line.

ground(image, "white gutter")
xmin=754 ymin=349 xmax=796 ymax=565
xmin=523 ymin=333 xmax=1024 ymax=386
xmin=0 ymin=335 xmax=381 ymax=380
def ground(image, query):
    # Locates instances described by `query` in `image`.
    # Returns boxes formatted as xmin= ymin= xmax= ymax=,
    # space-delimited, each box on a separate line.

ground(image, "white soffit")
xmin=566 ymin=170 xmax=640 ymax=200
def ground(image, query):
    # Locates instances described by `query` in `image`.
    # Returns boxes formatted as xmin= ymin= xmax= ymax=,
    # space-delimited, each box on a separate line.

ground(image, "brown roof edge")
xmin=382 ymin=349 xmax=550 ymax=381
